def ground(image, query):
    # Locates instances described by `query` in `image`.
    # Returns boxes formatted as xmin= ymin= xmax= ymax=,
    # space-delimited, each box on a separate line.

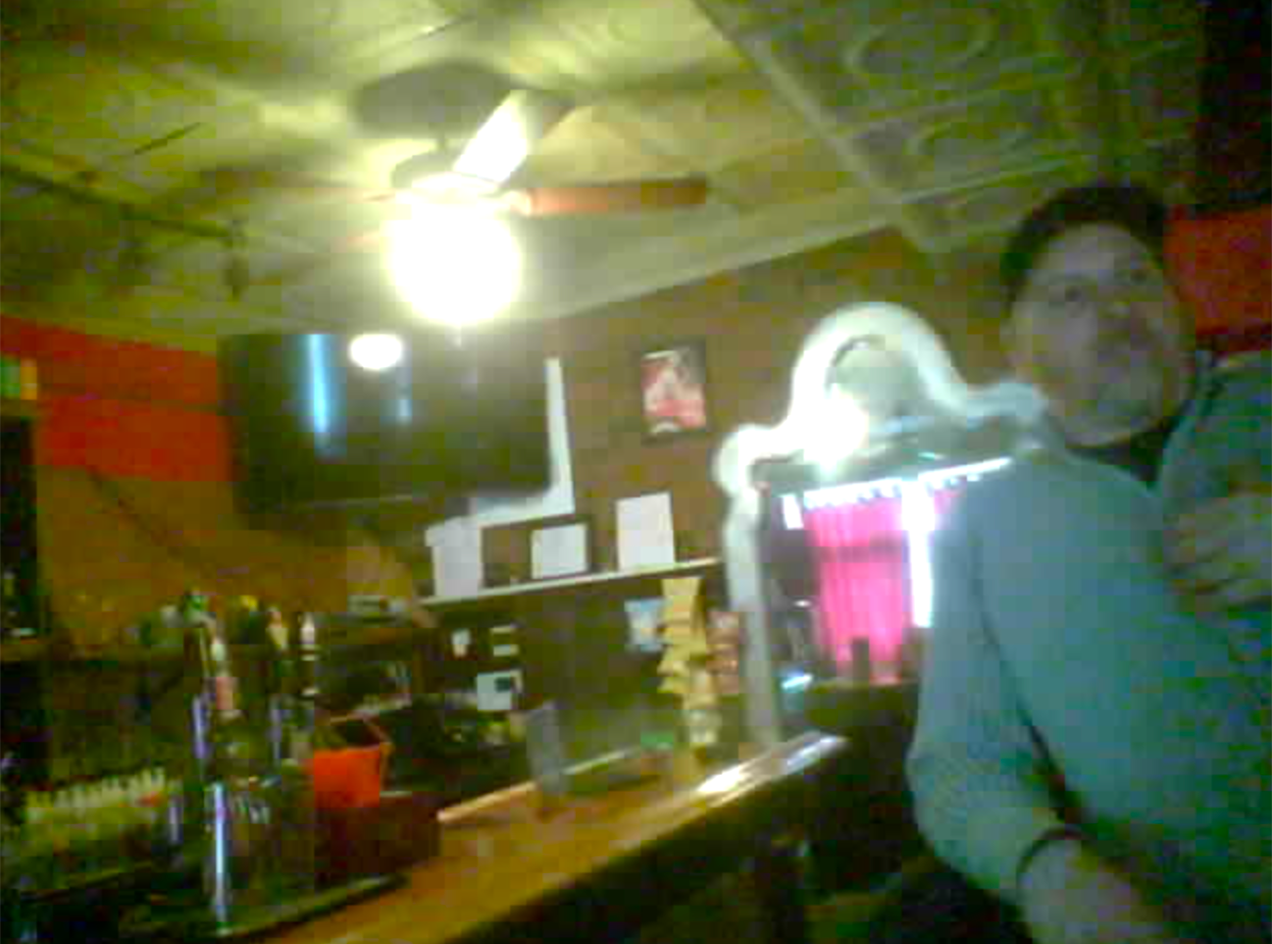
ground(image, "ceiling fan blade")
xmin=451 ymin=88 xmax=573 ymax=187
xmin=503 ymin=177 xmax=709 ymax=216
xmin=253 ymin=175 xmax=707 ymax=288
xmin=204 ymin=168 xmax=397 ymax=203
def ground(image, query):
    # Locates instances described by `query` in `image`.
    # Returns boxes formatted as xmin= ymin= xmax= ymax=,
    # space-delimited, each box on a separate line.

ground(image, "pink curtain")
xmin=930 ymin=484 xmax=963 ymax=519
xmin=804 ymin=494 xmax=910 ymax=673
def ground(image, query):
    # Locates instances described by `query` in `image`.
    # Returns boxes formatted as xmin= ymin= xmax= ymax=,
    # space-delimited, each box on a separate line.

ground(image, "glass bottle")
xmin=183 ymin=593 xmax=271 ymax=925
xmin=1 ymin=812 xmax=40 ymax=944
xmin=179 ymin=591 xmax=262 ymax=781
xmin=262 ymin=611 xmax=317 ymax=899
xmin=291 ymin=611 xmax=321 ymax=708
xmin=1 ymin=570 xmax=19 ymax=637
xmin=172 ymin=591 xmax=211 ymax=870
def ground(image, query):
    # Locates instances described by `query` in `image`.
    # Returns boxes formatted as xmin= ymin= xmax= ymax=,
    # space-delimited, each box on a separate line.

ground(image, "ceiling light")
xmin=348 ymin=333 xmax=404 ymax=371
xmin=384 ymin=206 xmax=521 ymax=326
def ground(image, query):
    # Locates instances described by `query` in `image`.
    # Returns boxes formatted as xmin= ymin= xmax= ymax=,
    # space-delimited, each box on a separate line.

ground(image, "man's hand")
xmin=1019 ymin=838 xmax=1189 ymax=944
xmin=1166 ymin=472 xmax=1272 ymax=611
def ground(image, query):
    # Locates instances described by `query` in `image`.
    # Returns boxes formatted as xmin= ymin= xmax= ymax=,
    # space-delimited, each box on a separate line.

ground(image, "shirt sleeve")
xmin=905 ymin=493 xmax=1068 ymax=904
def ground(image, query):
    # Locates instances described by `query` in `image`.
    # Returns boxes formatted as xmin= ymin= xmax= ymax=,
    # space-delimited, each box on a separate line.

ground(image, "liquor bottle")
xmin=0 ymin=788 xmax=39 ymax=944
xmin=1 ymin=570 xmax=20 ymax=638
xmin=264 ymin=606 xmax=289 ymax=682
xmin=291 ymin=611 xmax=321 ymax=707
xmin=181 ymin=592 xmax=270 ymax=924
xmin=170 ymin=592 xmax=212 ymax=870
xmin=262 ymin=611 xmax=317 ymax=898
xmin=182 ymin=591 xmax=261 ymax=778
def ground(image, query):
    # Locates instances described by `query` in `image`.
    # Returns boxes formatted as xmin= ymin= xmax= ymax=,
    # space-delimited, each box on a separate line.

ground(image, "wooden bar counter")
xmin=270 ymin=731 xmax=848 ymax=944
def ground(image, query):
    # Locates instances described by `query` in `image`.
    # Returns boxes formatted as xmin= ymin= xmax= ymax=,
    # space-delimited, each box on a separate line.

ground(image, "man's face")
xmin=1006 ymin=223 xmax=1195 ymax=444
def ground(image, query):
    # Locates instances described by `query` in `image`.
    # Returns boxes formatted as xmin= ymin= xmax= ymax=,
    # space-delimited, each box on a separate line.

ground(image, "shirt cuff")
xmin=1014 ymin=825 xmax=1084 ymax=899
xmin=963 ymin=804 xmax=1070 ymax=904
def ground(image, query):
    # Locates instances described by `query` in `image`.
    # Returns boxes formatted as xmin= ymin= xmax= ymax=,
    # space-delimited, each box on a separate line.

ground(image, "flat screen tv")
xmin=219 ymin=329 xmax=551 ymax=515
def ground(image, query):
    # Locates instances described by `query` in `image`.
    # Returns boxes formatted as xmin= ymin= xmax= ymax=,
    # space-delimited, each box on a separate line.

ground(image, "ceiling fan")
xmin=203 ymin=88 xmax=710 ymax=291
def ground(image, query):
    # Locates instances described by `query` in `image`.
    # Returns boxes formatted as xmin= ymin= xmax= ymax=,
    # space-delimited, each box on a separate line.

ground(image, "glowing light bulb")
xmin=385 ymin=206 xmax=521 ymax=326
xmin=348 ymin=333 xmax=404 ymax=371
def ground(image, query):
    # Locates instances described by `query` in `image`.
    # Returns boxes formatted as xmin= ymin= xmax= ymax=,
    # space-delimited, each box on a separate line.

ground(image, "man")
xmin=906 ymin=183 xmax=1271 ymax=943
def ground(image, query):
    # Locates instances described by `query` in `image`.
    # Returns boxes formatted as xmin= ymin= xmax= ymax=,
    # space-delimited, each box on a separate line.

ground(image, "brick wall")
xmin=2 ymin=226 xmax=1006 ymax=780
xmin=480 ymin=230 xmax=1006 ymax=582
xmin=0 ymin=317 xmax=426 ymax=650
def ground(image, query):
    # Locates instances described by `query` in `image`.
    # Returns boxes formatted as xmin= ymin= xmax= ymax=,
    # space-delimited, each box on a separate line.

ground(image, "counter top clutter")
xmin=4 ymin=732 xmax=848 ymax=944
xmin=1 ymin=572 xmax=845 ymax=943
xmin=260 ymin=730 xmax=847 ymax=944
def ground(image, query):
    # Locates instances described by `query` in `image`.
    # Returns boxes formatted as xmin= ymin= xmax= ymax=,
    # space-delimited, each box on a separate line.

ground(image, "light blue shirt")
xmin=907 ymin=351 xmax=1270 ymax=940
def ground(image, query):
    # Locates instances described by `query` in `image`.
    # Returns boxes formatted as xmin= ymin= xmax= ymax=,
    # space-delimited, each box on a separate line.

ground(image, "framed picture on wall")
xmin=638 ymin=339 xmax=709 ymax=440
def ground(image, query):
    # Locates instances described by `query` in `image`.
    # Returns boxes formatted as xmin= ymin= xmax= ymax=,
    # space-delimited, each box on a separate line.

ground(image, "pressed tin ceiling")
xmin=0 ymin=0 xmax=1203 ymax=348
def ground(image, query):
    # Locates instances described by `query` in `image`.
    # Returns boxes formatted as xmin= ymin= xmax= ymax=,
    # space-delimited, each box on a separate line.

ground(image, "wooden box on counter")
xmin=317 ymin=789 xmax=442 ymax=888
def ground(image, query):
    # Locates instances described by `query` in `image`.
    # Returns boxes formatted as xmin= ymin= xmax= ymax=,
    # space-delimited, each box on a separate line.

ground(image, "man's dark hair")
xmin=1000 ymin=183 xmax=1168 ymax=305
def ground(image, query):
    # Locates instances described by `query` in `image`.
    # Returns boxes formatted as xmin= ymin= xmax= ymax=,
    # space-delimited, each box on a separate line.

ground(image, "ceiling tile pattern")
xmin=698 ymin=0 xmax=1200 ymax=252
xmin=907 ymin=159 xmax=1101 ymax=247
xmin=0 ymin=0 xmax=1203 ymax=346
xmin=844 ymin=83 xmax=1087 ymax=194
xmin=758 ymin=4 xmax=1064 ymax=123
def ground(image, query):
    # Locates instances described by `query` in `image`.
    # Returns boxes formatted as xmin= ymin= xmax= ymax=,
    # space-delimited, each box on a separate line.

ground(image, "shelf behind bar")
xmin=0 ymin=637 xmax=48 ymax=662
xmin=58 ymin=632 xmax=425 ymax=664
xmin=419 ymin=556 xmax=721 ymax=607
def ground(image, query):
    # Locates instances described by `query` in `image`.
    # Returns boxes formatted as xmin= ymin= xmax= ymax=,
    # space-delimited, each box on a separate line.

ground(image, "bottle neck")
xmin=289 ymin=613 xmax=321 ymax=704
xmin=268 ymin=695 xmax=314 ymax=766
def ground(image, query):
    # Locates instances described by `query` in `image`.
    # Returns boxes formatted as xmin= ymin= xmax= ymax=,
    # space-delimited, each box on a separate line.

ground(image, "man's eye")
xmin=1051 ymin=284 xmax=1089 ymax=308
xmin=1119 ymin=267 xmax=1153 ymax=288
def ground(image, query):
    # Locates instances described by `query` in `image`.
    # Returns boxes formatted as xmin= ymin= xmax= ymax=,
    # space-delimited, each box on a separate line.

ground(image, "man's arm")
xmin=908 ymin=495 xmax=1186 ymax=942
xmin=1167 ymin=350 xmax=1272 ymax=611
xmin=906 ymin=498 xmax=1069 ymax=902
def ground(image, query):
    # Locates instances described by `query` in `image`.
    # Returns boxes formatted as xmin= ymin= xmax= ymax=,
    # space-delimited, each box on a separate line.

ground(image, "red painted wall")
xmin=0 ymin=316 xmax=231 ymax=481
xmin=1168 ymin=204 xmax=1272 ymax=355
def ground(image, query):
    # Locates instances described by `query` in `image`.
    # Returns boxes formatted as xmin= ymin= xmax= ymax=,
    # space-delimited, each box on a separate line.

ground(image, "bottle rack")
xmin=0 ymin=638 xmax=47 ymax=663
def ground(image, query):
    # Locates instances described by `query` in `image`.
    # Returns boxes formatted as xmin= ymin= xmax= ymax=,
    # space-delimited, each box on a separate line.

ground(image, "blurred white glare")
xmin=396 ymin=173 xmax=499 ymax=209
xmin=385 ymin=207 xmax=521 ymax=326
xmin=697 ymin=766 xmax=748 ymax=796
xmin=348 ymin=333 xmax=404 ymax=371
xmin=802 ymin=386 xmax=869 ymax=469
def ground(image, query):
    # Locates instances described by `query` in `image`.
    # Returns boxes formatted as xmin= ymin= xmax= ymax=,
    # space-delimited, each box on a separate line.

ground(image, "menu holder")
xmin=524 ymin=701 xmax=569 ymax=809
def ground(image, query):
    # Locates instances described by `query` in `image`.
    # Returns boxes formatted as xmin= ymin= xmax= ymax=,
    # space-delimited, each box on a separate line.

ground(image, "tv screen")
xmin=219 ymin=329 xmax=550 ymax=514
